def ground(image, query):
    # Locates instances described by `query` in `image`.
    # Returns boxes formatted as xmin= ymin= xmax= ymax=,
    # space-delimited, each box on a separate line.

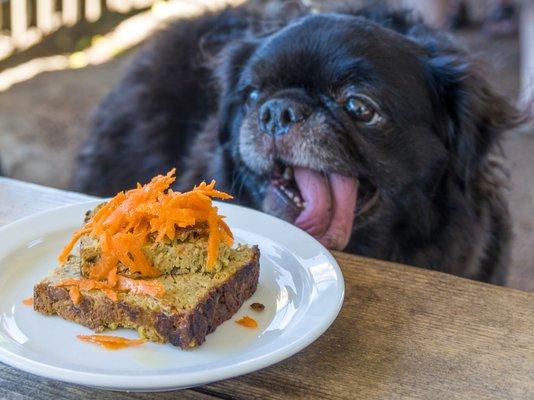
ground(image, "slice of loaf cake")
xmin=34 ymin=245 xmax=259 ymax=349
xmin=32 ymin=170 xmax=260 ymax=349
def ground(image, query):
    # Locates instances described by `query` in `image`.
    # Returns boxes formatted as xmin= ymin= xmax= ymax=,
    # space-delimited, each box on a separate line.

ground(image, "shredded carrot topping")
xmin=58 ymin=169 xmax=233 ymax=290
xmin=22 ymin=297 xmax=33 ymax=306
xmin=235 ymin=316 xmax=258 ymax=329
xmin=77 ymin=334 xmax=146 ymax=350
xmin=68 ymin=286 xmax=82 ymax=305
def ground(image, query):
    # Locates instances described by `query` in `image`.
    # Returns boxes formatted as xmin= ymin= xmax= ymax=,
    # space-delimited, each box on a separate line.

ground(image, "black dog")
xmin=73 ymin=4 xmax=518 ymax=284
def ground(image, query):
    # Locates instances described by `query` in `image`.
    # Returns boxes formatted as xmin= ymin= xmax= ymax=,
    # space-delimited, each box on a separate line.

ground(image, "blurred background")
xmin=0 ymin=0 xmax=532 ymax=291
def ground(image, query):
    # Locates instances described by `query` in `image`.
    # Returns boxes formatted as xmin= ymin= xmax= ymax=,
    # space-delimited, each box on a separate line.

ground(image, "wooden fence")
xmin=0 ymin=0 xmax=158 ymax=61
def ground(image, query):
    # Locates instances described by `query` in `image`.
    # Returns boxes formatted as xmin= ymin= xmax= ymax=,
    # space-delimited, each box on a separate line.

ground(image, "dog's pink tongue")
xmin=294 ymin=168 xmax=332 ymax=237
xmin=294 ymin=168 xmax=358 ymax=250
xmin=319 ymin=173 xmax=358 ymax=250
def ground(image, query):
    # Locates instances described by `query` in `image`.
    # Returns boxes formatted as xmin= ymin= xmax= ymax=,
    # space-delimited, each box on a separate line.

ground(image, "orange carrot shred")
xmin=236 ymin=316 xmax=258 ymax=329
xmin=58 ymin=226 xmax=90 ymax=264
xmin=58 ymin=169 xmax=234 ymax=285
xmin=117 ymin=275 xmax=166 ymax=298
xmin=22 ymin=297 xmax=33 ymax=306
xmin=107 ymin=266 xmax=118 ymax=287
xmin=69 ymin=286 xmax=82 ymax=305
xmin=77 ymin=334 xmax=146 ymax=350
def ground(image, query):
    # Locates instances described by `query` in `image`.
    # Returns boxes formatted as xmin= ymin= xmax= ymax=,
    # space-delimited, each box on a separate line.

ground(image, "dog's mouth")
xmin=262 ymin=162 xmax=379 ymax=250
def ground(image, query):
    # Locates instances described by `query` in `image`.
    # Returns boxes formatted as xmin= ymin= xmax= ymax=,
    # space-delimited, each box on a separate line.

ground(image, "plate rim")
xmin=0 ymin=200 xmax=344 ymax=390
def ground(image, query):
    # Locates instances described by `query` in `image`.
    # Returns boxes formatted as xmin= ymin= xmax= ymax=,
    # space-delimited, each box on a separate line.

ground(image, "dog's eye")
xmin=345 ymin=97 xmax=381 ymax=125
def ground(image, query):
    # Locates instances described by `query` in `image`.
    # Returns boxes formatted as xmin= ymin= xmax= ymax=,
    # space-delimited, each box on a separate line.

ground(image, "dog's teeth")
xmin=276 ymin=177 xmax=304 ymax=208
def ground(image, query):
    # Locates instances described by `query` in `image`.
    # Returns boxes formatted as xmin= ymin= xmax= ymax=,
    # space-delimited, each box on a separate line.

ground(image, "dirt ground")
xmin=0 ymin=26 xmax=532 ymax=291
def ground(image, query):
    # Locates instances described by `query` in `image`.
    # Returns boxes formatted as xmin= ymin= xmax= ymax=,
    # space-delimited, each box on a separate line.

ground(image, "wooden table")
xmin=0 ymin=177 xmax=533 ymax=400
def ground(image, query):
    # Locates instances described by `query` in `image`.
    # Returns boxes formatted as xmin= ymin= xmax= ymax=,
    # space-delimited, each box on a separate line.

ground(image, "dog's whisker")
xmin=236 ymin=168 xmax=250 ymax=201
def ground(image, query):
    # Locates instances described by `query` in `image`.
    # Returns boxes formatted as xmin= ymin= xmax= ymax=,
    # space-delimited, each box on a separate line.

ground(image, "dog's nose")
xmin=258 ymin=99 xmax=308 ymax=136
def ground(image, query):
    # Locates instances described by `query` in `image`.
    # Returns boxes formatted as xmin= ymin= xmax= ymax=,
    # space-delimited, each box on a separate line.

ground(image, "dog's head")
xmin=213 ymin=9 xmax=517 ymax=251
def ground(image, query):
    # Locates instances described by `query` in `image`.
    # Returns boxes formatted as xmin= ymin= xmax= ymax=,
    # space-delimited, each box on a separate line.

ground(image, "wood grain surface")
xmin=0 ymin=178 xmax=96 ymax=226
xmin=0 ymin=177 xmax=533 ymax=400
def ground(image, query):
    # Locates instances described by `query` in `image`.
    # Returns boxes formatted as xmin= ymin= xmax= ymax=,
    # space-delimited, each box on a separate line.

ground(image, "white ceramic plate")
xmin=0 ymin=200 xmax=344 ymax=391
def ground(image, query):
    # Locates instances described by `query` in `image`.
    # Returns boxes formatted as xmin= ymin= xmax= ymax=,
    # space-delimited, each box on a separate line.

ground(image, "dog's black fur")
xmin=72 ymin=3 xmax=518 ymax=284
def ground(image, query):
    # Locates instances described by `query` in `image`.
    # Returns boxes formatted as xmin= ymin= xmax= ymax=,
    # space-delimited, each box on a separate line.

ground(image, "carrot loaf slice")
xmin=34 ymin=170 xmax=260 ymax=349
xmin=34 ymin=245 xmax=259 ymax=349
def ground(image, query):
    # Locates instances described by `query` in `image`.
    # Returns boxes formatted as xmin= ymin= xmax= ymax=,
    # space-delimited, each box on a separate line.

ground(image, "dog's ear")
xmin=200 ymin=2 xmax=307 ymax=60
xmin=420 ymin=39 xmax=519 ymax=188
xmin=199 ymin=10 xmax=251 ymax=60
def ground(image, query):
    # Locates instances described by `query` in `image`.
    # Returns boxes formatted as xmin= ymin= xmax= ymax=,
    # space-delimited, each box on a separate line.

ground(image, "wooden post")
xmin=106 ymin=0 xmax=132 ymax=13
xmin=37 ymin=0 xmax=55 ymax=34
xmin=401 ymin=0 xmax=449 ymax=28
xmin=10 ymin=0 xmax=28 ymax=47
xmin=62 ymin=0 xmax=79 ymax=26
xmin=520 ymin=0 xmax=534 ymax=114
xmin=133 ymin=0 xmax=154 ymax=8
xmin=85 ymin=0 xmax=101 ymax=22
